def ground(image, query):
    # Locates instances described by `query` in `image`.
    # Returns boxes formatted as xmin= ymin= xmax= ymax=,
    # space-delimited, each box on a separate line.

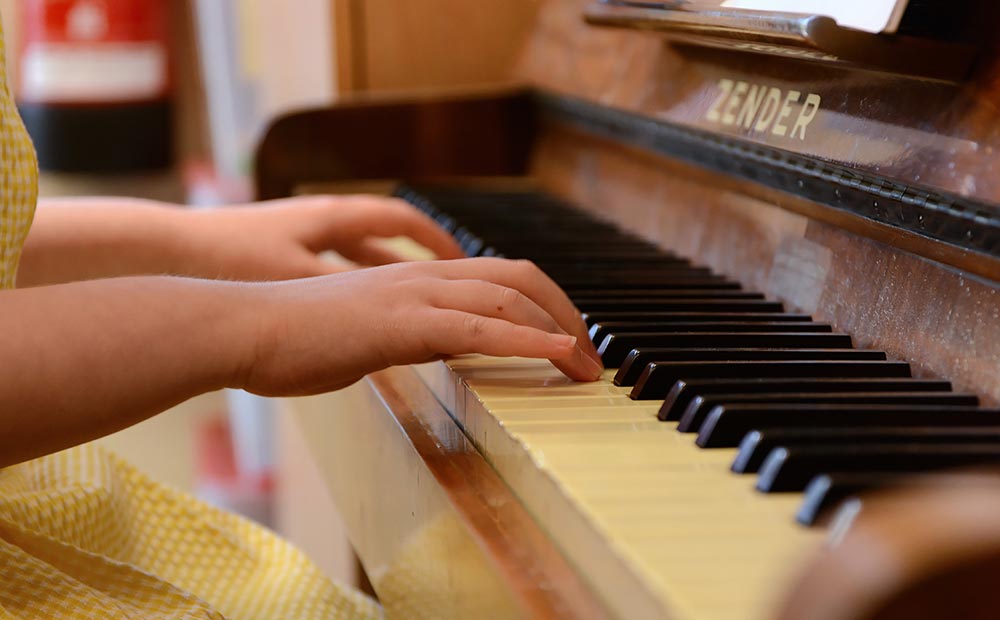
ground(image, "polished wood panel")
xmin=518 ymin=0 xmax=1000 ymax=206
xmin=254 ymin=88 xmax=534 ymax=200
xmin=530 ymin=124 xmax=1000 ymax=406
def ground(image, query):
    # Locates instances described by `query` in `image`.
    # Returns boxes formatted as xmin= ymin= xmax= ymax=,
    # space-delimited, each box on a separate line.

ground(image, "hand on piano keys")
xmin=233 ymin=255 xmax=604 ymax=397
xmin=177 ymin=194 xmax=467 ymax=280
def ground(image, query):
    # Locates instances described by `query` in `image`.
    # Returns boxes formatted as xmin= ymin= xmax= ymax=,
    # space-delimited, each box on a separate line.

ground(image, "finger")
xmin=425 ymin=310 xmax=600 ymax=382
xmin=307 ymin=198 xmax=465 ymax=260
xmin=426 ymin=279 xmax=562 ymax=334
xmin=366 ymin=200 xmax=465 ymax=260
xmin=339 ymin=239 xmax=409 ymax=266
xmin=421 ymin=258 xmax=602 ymax=366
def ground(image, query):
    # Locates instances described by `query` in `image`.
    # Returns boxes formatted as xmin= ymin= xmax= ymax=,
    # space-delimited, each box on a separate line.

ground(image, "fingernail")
xmin=581 ymin=349 xmax=605 ymax=380
xmin=548 ymin=333 xmax=577 ymax=348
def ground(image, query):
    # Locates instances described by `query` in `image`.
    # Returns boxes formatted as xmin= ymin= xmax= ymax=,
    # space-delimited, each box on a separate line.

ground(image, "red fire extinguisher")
xmin=16 ymin=0 xmax=173 ymax=173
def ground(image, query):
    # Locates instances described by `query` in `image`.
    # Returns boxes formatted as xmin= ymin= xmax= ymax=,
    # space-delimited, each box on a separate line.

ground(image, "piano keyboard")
xmin=398 ymin=184 xmax=999 ymax=619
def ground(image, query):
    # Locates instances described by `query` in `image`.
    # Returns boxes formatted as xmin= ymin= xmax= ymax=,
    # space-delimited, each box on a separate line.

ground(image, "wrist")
xmin=200 ymin=279 xmax=272 ymax=392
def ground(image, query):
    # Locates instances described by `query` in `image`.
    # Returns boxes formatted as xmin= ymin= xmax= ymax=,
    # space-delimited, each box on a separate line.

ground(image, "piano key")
xmin=682 ymin=392 xmax=979 ymax=434
xmin=546 ymin=265 xmax=715 ymax=275
xmin=571 ymin=290 xmax=765 ymax=301
xmin=545 ymin=266 xmax=711 ymax=277
xmin=631 ymin=360 xmax=910 ymax=400
xmin=591 ymin=322 xmax=832 ymax=346
xmin=600 ymin=333 xmax=853 ymax=367
xmin=696 ymin=405 xmax=1000 ymax=448
xmin=583 ymin=312 xmax=810 ymax=328
xmin=578 ymin=299 xmax=785 ymax=314
xmin=534 ymin=256 xmax=693 ymax=266
xmin=757 ymin=444 xmax=1000 ymax=493
xmin=574 ymin=283 xmax=746 ymax=297
xmin=733 ymin=422 xmax=993 ymax=473
xmin=796 ymin=472 xmax=912 ymax=526
xmin=615 ymin=348 xmax=886 ymax=387
xmin=555 ymin=275 xmax=735 ymax=288
xmin=658 ymin=378 xmax=953 ymax=421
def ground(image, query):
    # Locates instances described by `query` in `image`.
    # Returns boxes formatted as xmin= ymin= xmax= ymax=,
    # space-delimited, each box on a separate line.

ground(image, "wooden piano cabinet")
xmin=255 ymin=88 xmax=535 ymax=201
xmin=529 ymin=124 xmax=1000 ymax=407
xmin=519 ymin=0 xmax=1000 ymax=207
xmin=258 ymin=0 xmax=1000 ymax=617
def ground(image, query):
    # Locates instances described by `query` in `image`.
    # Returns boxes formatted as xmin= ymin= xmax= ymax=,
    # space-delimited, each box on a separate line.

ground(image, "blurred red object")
xmin=16 ymin=0 xmax=174 ymax=172
xmin=195 ymin=414 xmax=275 ymax=526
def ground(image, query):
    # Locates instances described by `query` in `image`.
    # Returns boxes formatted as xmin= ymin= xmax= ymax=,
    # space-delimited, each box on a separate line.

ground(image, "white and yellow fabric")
xmin=0 ymin=17 xmax=381 ymax=620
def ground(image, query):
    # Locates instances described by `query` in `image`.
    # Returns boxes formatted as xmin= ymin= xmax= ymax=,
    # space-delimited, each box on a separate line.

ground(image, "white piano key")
xmin=418 ymin=355 xmax=825 ymax=620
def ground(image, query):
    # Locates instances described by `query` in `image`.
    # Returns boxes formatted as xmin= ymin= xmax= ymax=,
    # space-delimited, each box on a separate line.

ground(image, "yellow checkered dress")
xmin=0 ymin=19 xmax=381 ymax=620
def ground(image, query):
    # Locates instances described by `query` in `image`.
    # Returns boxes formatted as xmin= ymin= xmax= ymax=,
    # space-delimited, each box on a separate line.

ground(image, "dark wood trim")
xmin=254 ymin=89 xmax=536 ymax=200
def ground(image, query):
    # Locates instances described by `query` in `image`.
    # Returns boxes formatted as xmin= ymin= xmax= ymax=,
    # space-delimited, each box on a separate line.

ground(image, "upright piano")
xmin=257 ymin=1 xmax=1000 ymax=618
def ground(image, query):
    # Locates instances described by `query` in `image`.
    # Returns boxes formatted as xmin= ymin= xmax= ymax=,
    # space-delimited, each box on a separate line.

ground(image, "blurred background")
xmin=0 ymin=0 xmax=536 ymax=592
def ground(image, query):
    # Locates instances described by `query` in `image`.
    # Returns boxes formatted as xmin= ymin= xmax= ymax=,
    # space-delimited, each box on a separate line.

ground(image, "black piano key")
xmin=559 ymin=268 xmax=707 ymax=280
xmin=579 ymin=300 xmax=784 ymax=315
xmin=583 ymin=312 xmax=810 ymax=328
xmin=590 ymin=322 xmax=830 ymax=346
xmin=536 ymin=258 xmax=696 ymax=269
xmin=573 ymin=283 xmax=745 ymax=296
xmin=697 ymin=405 xmax=1000 ymax=448
xmin=797 ymin=473 xmax=910 ymax=526
xmin=631 ymin=360 xmax=909 ymax=400
xmin=757 ymin=444 xmax=1000 ymax=493
xmin=522 ymin=244 xmax=682 ymax=252
xmin=556 ymin=275 xmax=736 ymax=288
xmin=601 ymin=333 xmax=853 ymax=368
xmin=551 ymin=269 xmax=718 ymax=282
xmin=658 ymin=379 xmax=953 ymax=421
xmin=615 ymin=349 xmax=886 ymax=387
xmin=733 ymin=423 xmax=993 ymax=473
xmin=683 ymin=392 xmax=979 ymax=434
xmin=571 ymin=290 xmax=764 ymax=301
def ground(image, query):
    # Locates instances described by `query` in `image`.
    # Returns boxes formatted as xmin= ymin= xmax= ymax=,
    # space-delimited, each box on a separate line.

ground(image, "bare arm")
xmin=0 ymin=258 xmax=602 ymax=468
xmin=18 ymin=196 xmax=465 ymax=286
xmin=18 ymin=198 xmax=192 ymax=286
xmin=0 ymin=275 xmax=251 ymax=466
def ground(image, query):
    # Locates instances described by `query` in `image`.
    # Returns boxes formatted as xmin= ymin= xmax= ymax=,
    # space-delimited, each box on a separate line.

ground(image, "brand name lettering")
xmin=705 ymin=78 xmax=822 ymax=141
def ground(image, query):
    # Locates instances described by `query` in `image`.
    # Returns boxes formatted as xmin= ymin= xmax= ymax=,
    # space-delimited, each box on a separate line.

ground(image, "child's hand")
xmin=186 ymin=195 xmax=465 ymax=279
xmin=234 ymin=257 xmax=605 ymax=393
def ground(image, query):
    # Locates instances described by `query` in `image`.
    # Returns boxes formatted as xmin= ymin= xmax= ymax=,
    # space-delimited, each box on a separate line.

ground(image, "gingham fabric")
xmin=0 ymin=18 xmax=37 ymax=289
xmin=0 ymin=17 xmax=381 ymax=620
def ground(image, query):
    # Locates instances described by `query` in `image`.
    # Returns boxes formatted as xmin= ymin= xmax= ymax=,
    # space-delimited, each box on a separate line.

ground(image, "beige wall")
xmin=250 ymin=0 xmax=335 ymax=117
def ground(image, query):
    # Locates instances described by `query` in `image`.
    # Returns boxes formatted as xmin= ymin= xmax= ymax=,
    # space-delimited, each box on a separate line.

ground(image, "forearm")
xmin=18 ymin=198 xmax=194 ymax=286
xmin=0 ymin=276 xmax=252 ymax=466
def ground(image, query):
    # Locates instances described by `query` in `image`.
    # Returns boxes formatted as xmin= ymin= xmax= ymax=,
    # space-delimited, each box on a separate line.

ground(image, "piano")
xmin=256 ymin=1 xmax=1000 ymax=618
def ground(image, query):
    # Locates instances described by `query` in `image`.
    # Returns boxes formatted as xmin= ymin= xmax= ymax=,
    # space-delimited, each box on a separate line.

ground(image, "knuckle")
xmin=514 ymin=259 xmax=541 ymax=277
xmin=462 ymin=314 xmax=488 ymax=341
xmin=498 ymin=286 xmax=525 ymax=312
xmin=405 ymin=276 xmax=438 ymax=298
